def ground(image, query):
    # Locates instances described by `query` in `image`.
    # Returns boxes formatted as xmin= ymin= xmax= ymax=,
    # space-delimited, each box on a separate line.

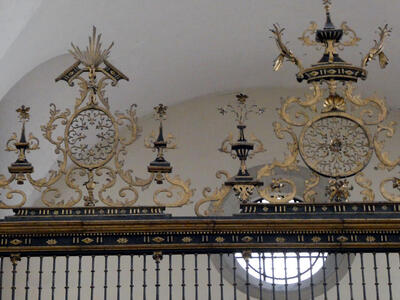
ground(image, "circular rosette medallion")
xmin=65 ymin=107 xmax=118 ymax=169
xmin=299 ymin=113 xmax=372 ymax=178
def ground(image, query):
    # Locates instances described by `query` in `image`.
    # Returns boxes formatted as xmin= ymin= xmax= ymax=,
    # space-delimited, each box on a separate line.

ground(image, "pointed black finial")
xmin=146 ymin=104 xmax=173 ymax=183
xmin=8 ymin=105 xmax=35 ymax=184
xmin=323 ymin=0 xmax=335 ymax=29
xmin=154 ymin=104 xmax=168 ymax=143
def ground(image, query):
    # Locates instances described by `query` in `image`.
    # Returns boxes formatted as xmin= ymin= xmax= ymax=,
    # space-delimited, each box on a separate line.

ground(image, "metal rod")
xmin=322 ymin=254 xmax=328 ymax=300
xmin=11 ymin=256 xmax=18 ymax=300
xmin=232 ymin=254 xmax=237 ymax=300
xmin=51 ymin=256 xmax=57 ymax=300
xmin=168 ymin=255 xmax=172 ymax=300
xmin=38 ymin=256 xmax=43 ymax=300
xmin=296 ymin=253 xmax=301 ymax=300
xmin=309 ymin=253 xmax=314 ymax=300
xmin=154 ymin=253 xmax=161 ymax=300
xmin=0 ymin=257 xmax=3 ymax=300
xmin=104 ymin=255 xmax=108 ymax=300
xmin=143 ymin=255 xmax=147 ymax=300
xmin=262 ymin=253 xmax=266 ymax=281
xmin=334 ymin=253 xmax=341 ymax=300
xmin=207 ymin=254 xmax=211 ymax=300
xmin=219 ymin=254 xmax=224 ymax=300
xmin=194 ymin=254 xmax=199 ymax=300
xmin=90 ymin=256 xmax=95 ymax=300
xmin=65 ymin=256 xmax=70 ymax=300
xmin=25 ymin=256 xmax=30 ymax=300
xmin=130 ymin=255 xmax=134 ymax=300
xmin=386 ymin=253 xmax=393 ymax=300
xmin=117 ymin=255 xmax=121 ymax=300
xmin=258 ymin=253 xmax=262 ymax=300
xmin=283 ymin=252 xmax=288 ymax=300
xmin=347 ymin=254 xmax=354 ymax=300
xmin=272 ymin=253 xmax=276 ymax=300
xmin=373 ymin=253 xmax=380 ymax=300
xmin=360 ymin=253 xmax=367 ymax=300
xmin=181 ymin=254 xmax=186 ymax=300
xmin=77 ymin=255 xmax=82 ymax=300
xmin=245 ymin=255 xmax=250 ymax=300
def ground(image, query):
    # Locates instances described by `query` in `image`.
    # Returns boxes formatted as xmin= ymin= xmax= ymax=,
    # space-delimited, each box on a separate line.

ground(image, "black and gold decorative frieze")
xmin=240 ymin=202 xmax=400 ymax=215
xmin=297 ymin=65 xmax=367 ymax=83
xmin=0 ymin=203 xmax=400 ymax=255
xmin=11 ymin=206 xmax=166 ymax=218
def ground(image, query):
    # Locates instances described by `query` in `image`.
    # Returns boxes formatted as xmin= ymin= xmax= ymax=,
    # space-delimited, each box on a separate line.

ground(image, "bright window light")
xmin=235 ymin=252 xmax=328 ymax=285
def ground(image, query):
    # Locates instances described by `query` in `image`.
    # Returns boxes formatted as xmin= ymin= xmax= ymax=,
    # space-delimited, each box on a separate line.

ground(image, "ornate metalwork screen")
xmin=0 ymin=1 xmax=399 ymax=300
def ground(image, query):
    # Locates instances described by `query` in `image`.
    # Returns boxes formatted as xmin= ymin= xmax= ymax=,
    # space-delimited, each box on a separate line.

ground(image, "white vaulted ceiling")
xmin=0 ymin=0 xmax=399 ymax=113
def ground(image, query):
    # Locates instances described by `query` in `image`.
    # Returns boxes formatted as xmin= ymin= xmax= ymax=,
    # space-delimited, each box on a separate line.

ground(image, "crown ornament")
xmin=265 ymin=0 xmax=398 ymax=204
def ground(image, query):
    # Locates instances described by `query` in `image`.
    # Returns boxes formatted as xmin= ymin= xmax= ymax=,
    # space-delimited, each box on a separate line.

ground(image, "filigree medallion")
xmin=268 ymin=0 xmax=393 ymax=203
xmin=299 ymin=113 xmax=372 ymax=178
xmin=65 ymin=107 xmax=117 ymax=169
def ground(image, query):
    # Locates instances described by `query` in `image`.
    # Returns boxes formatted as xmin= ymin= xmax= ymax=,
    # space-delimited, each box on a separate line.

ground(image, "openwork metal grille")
xmin=0 ymin=252 xmax=399 ymax=300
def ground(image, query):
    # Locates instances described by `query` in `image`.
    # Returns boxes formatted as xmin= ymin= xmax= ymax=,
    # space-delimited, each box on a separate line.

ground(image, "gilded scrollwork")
xmin=373 ymin=121 xmax=400 ymax=171
xmin=355 ymin=172 xmax=375 ymax=202
xmin=6 ymin=133 xmax=39 ymax=153
xmin=248 ymin=133 xmax=266 ymax=157
xmin=25 ymin=104 xmax=70 ymax=193
xmin=338 ymin=22 xmax=361 ymax=48
xmin=257 ymin=178 xmax=296 ymax=203
xmin=194 ymin=171 xmax=231 ymax=216
xmin=114 ymin=104 xmax=154 ymax=190
xmin=380 ymin=177 xmax=400 ymax=202
xmin=344 ymin=83 xmax=387 ymax=125
xmin=145 ymin=131 xmax=176 ymax=150
xmin=218 ymin=132 xmax=234 ymax=155
xmin=257 ymin=122 xmax=298 ymax=179
xmin=75 ymin=77 xmax=89 ymax=109
xmin=153 ymin=174 xmax=194 ymax=207
xmin=0 ymin=175 xmax=27 ymax=208
xmin=279 ymin=82 xmax=322 ymax=127
xmin=117 ymin=186 xmax=139 ymax=206
xmin=219 ymin=132 xmax=264 ymax=159
xmin=114 ymin=147 xmax=154 ymax=189
xmin=298 ymin=22 xmax=319 ymax=47
xmin=303 ymin=172 xmax=320 ymax=203
xmin=0 ymin=186 xmax=27 ymax=209
xmin=40 ymin=166 xmax=84 ymax=207
xmin=299 ymin=19 xmax=359 ymax=49
xmin=64 ymin=167 xmax=85 ymax=207
xmin=115 ymin=104 xmax=139 ymax=146
xmin=96 ymin=166 xmax=117 ymax=206
xmin=97 ymin=77 xmax=111 ymax=110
